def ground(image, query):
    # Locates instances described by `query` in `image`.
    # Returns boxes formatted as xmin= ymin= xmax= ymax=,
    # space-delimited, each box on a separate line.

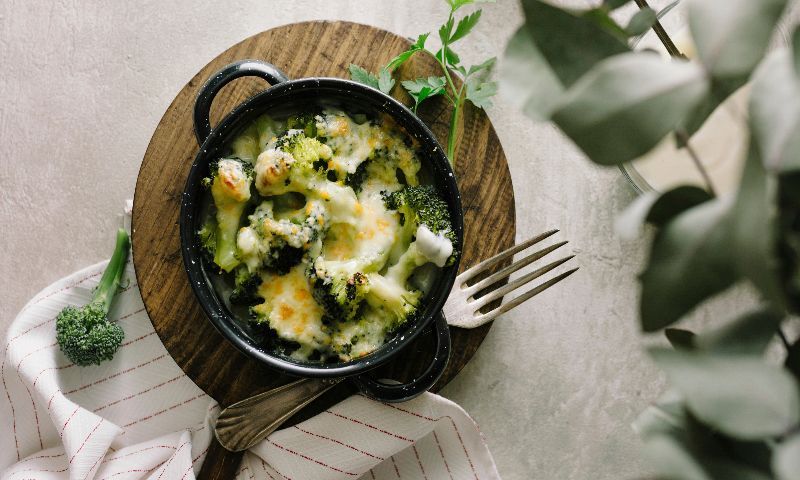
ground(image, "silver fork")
xmin=214 ymin=230 xmax=577 ymax=451
xmin=444 ymin=229 xmax=577 ymax=329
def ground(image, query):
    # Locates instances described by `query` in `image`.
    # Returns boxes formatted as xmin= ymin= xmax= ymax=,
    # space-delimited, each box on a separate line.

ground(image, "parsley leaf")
xmin=465 ymin=79 xmax=497 ymax=109
xmin=450 ymin=10 xmax=482 ymax=43
xmin=435 ymin=46 xmax=461 ymax=66
xmin=402 ymin=76 xmax=447 ymax=111
xmin=378 ymin=68 xmax=395 ymax=94
xmin=348 ymin=64 xmax=380 ymax=90
xmin=467 ymin=57 xmax=496 ymax=78
xmin=385 ymin=33 xmax=429 ymax=71
xmin=448 ymin=0 xmax=495 ymax=11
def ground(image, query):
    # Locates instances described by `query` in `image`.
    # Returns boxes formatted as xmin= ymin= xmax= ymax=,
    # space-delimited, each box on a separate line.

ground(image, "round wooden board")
xmin=132 ymin=21 xmax=515 ymax=418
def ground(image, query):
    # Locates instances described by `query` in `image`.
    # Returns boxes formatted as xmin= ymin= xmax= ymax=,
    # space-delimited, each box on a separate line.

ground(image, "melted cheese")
xmin=316 ymin=111 xmax=384 ymax=175
xmin=220 ymin=111 xmax=433 ymax=362
xmin=254 ymin=265 xmax=330 ymax=359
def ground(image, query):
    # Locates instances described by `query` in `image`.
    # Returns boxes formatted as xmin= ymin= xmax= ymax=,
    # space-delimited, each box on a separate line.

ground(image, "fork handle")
xmin=351 ymin=311 xmax=451 ymax=402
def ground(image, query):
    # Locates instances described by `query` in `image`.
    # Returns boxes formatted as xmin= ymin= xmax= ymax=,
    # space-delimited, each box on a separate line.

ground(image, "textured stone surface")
xmin=1 ymin=1 xmax=796 ymax=478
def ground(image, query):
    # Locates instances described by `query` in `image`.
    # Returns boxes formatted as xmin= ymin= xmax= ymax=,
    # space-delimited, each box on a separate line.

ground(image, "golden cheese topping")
xmin=253 ymin=264 xmax=330 ymax=360
xmin=220 ymin=110 xmax=433 ymax=363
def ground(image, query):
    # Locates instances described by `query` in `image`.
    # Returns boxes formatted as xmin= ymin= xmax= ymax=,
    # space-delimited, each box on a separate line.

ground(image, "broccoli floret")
xmin=229 ymin=267 xmax=264 ymax=306
xmin=254 ymin=132 xmax=332 ymax=196
xmin=344 ymin=159 xmax=371 ymax=193
xmin=384 ymin=185 xmax=458 ymax=265
xmin=277 ymin=132 xmax=332 ymax=165
xmin=311 ymin=269 xmax=369 ymax=322
xmin=363 ymin=273 xmax=421 ymax=327
xmin=265 ymin=241 xmax=305 ymax=274
xmin=237 ymin=200 xmax=328 ymax=275
xmin=286 ymin=114 xmax=318 ymax=138
xmin=56 ymin=229 xmax=129 ymax=366
xmin=197 ymin=216 xmax=217 ymax=260
xmin=203 ymin=158 xmax=254 ymax=272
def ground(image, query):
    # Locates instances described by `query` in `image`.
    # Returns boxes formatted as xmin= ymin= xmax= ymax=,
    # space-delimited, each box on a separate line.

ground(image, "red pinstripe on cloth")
xmin=2 ymin=260 xmax=499 ymax=480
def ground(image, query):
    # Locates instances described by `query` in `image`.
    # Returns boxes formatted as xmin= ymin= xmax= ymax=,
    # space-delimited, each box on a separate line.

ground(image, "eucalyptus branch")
xmin=675 ymin=130 xmax=718 ymax=196
xmin=633 ymin=0 xmax=685 ymax=59
xmin=635 ymin=0 xmax=718 ymax=197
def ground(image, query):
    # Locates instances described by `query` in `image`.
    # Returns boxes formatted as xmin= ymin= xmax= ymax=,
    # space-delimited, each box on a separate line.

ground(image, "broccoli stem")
xmin=92 ymin=228 xmax=131 ymax=314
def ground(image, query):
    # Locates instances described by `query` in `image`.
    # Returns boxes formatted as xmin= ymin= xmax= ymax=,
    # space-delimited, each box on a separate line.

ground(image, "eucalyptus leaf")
xmin=666 ymin=328 xmax=697 ymax=350
xmin=787 ymin=338 xmax=800 ymax=381
xmin=730 ymin=141 xmax=785 ymax=307
xmin=499 ymin=27 xmax=565 ymax=121
xmin=774 ymin=433 xmax=800 ymax=480
xmin=679 ymin=79 xmax=744 ymax=138
xmin=750 ymin=49 xmax=800 ymax=174
xmin=518 ymin=0 xmax=629 ymax=88
xmin=694 ymin=309 xmax=783 ymax=356
xmin=639 ymin=197 xmax=736 ymax=332
xmin=632 ymin=390 xmax=688 ymax=439
xmin=649 ymin=348 xmax=800 ymax=440
xmin=647 ymin=186 xmax=714 ymax=227
xmin=615 ymin=191 xmax=658 ymax=241
xmin=551 ymin=53 xmax=709 ymax=166
xmin=604 ymin=0 xmax=630 ymax=9
xmin=687 ymin=0 xmax=789 ymax=81
xmin=626 ymin=8 xmax=657 ymax=37
xmin=793 ymin=26 xmax=800 ymax=77
xmin=641 ymin=436 xmax=710 ymax=480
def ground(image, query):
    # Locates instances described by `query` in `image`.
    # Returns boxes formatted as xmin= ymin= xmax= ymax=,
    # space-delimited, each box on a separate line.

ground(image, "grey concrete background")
xmin=2 ymin=1 xmax=796 ymax=478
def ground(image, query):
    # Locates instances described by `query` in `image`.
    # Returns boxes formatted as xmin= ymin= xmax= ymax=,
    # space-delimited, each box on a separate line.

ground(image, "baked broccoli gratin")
xmin=199 ymin=110 xmax=458 ymax=362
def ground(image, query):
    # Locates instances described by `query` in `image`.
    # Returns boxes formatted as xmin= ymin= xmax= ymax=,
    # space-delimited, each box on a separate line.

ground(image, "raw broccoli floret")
xmin=202 ymin=158 xmax=254 ymax=272
xmin=56 ymin=229 xmax=129 ymax=366
xmin=229 ymin=266 xmax=264 ymax=306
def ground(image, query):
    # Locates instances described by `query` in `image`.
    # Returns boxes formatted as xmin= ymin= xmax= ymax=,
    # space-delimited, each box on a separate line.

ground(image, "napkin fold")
xmin=1 ymin=260 xmax=499 ymax=479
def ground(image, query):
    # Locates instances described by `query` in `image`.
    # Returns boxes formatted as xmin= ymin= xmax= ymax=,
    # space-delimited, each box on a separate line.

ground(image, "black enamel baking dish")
xmin=179 ymin=59 xmax=463 ymax=402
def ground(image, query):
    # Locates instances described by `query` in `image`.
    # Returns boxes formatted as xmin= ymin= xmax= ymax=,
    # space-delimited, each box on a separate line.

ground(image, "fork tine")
xmin=470 ymin=256 xmax=575 ymax=310
xmin=458 ymin=229 xmax=559 ymax=283
xmin=476 ymin=268 xmax=579 ymax=324
xmin=464 ymin=241 xmax=568 ymax=297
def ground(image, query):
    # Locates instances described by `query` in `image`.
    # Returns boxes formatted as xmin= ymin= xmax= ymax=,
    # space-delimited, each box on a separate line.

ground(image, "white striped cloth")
xmin=1 ymin=260 xmax=499 ymax=479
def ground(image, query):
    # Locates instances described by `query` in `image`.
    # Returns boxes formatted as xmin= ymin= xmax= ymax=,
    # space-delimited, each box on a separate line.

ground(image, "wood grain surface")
xmin=131 ymin=21 xmax=515 ymax=475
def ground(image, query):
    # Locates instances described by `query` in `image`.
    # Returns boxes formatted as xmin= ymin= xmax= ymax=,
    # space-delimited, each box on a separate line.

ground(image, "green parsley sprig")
xmin=349 ymin=0 xmax=498 ymax=166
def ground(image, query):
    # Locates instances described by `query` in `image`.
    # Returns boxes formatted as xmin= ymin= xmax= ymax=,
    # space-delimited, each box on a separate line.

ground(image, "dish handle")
xmin=193 ymin=59 xmax=290 ymax=145
xmin=351 ymin=311 xmax=451 ymax=403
